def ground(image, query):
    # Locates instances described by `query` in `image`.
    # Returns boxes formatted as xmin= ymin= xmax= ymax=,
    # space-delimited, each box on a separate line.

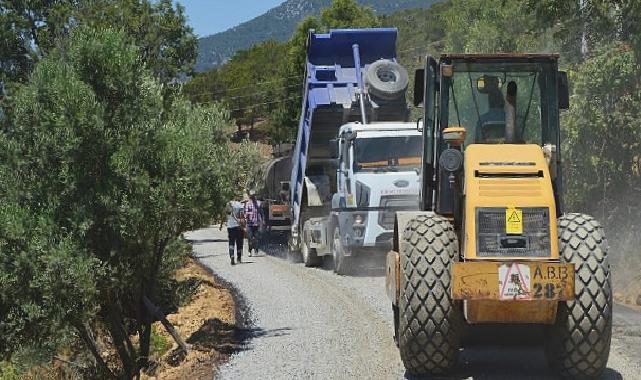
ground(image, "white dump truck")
xmin=288 ymin=28 xmax=421 ymax=274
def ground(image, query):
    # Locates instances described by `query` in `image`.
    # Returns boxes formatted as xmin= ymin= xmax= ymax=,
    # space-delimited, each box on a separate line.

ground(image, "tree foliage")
xmin=442 ymin=0 xmax=548 ymax=53
xmin=74 ymin=0 xmax=196 ymax=83
xmin=184 ymin=40 xmax=288 ymax=134
xmin=561 ymin=41 xmax=641 ymax=281
xmin=526 ymin=0 xmax=641 ymax=65
xmin=0 ymin=0 xmax=196 ymax=83
xmin=0 ymin=0 xmax=76 ymax=82
xmin=0 ymin=26 xmax=237 ymax=378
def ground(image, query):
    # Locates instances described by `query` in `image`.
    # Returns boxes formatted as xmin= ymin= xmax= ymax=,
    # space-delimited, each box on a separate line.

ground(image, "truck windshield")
xmin=443 ymin=61 xmax=557 ymax=146
xmin=353 ymin=135 xmax=422 ymax=172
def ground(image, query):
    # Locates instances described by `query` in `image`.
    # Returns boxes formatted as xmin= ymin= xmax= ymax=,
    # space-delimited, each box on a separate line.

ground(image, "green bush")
xmin=149 ymin=327 xmax=171 ymax=360
xmin=0 ymin=26 xmax=238 ymax=378
xmin=0 ymin=361 xmax=19 ymax=380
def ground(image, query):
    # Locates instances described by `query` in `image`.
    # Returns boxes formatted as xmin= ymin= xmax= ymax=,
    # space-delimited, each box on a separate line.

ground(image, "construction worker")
xmin=244 ymin=189 xmax=263 ymax=256
xmin=226 ymin=199 xmax=245 ymax=265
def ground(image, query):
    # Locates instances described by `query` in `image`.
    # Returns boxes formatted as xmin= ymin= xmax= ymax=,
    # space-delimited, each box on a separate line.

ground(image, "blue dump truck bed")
xmin=289 ymin=28 xmax=407 ymax=231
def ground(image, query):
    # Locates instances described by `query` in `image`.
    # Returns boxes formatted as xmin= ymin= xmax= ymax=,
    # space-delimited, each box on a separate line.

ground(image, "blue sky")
xmin=176 ymin=0 xmax=284 ymax=38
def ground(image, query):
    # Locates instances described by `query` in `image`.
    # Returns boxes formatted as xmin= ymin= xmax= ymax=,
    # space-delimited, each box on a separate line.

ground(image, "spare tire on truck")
xmin=365 ymin=59 xmax=409 ymax=101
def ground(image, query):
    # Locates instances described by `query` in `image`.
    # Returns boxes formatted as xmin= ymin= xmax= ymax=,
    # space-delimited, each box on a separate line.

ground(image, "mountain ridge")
xmin=195 ymin=0 xmax=438 ymax=72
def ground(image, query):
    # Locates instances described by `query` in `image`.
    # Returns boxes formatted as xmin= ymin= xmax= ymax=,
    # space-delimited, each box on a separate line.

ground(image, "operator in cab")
xmin=474 ymin=77 xmax=522 ymax=144
xmin=475 ymin=84 xmax=506 ymax=142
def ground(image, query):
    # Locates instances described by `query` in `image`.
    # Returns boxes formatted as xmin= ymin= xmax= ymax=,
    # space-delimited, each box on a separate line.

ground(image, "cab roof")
xmin=441 ymin=53 xmax=559 ymax=62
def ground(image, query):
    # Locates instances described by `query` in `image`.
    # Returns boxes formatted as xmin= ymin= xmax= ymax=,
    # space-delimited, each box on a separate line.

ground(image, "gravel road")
xmin=186 ymin=227 xmax=641 ymax=380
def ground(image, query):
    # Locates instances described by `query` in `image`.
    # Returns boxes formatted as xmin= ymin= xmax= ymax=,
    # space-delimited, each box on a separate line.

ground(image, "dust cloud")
xmin=599 ymin=193 xmax=641 ymax=306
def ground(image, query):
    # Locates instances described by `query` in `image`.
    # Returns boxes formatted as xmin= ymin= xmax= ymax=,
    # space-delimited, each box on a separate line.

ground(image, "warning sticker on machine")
xmin=505 ymin=207 xmax=523 ymax=234
xmin=498 ymin=263 xmax=531 ymax=300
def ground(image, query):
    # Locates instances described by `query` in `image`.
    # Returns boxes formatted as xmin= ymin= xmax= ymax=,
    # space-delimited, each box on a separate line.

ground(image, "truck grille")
xmin=476 ymin=207 xmax=551 ymax=257
xmin=378 ymin=195 xmax=419 ymax=230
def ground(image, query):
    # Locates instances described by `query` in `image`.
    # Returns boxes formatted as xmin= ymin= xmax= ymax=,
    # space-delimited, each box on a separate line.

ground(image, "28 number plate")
xmin=531 ymin=263 xmax=571 ymax=300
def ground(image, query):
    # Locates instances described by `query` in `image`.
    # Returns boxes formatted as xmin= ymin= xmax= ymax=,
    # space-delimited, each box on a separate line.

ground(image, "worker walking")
xmin=226 ymin=200 xmax=245 ymax=265
xmin=244 ymin=189 xmax=263 ymax=256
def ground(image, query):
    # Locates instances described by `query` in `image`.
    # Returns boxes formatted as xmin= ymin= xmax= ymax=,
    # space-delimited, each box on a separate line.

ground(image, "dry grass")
xmin=141 ymin=259 xmax=237 ymax=380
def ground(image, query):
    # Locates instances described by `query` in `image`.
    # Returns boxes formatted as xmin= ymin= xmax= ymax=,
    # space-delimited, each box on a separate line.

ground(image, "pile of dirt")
xmin=141 ymin=258 xmax=238 ymax=380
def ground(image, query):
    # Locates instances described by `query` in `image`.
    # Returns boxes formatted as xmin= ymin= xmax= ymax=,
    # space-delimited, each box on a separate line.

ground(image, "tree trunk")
xmin=142 ymin=295 xmax=189 ymax=353
xmin=74 ymin=321 xmax=117 ymax=379
xmin=103 ymin=306 xmax=136 ymax=379
xmin=138 ymin=240 xmax=167 ymax=366
xmin=138 ymin=320 xmax=152 ymax=367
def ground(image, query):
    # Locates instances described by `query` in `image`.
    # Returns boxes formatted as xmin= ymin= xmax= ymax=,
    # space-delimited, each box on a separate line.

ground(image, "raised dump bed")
xmin=290 ymin=28 xmax=410 ymax=234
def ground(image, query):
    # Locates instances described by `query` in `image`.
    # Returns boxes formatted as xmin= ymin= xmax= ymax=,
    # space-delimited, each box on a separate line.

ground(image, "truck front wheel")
xmin=398 ymin=214 xmax=462 ymax=376
xmin=332 ymin=226 xmax=352 ymax=275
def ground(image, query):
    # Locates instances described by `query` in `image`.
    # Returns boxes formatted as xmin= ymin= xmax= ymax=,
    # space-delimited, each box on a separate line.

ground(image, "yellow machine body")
xmin=451 ymin=144 xmax=571 ymax=324
xmin=387 ymin=144 xmax=574 ymax=323
xmin=462 ymin=144 xmax=559 ymax=260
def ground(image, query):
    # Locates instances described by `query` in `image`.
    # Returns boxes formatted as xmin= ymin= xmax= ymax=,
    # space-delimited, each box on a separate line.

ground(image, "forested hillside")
xmin=195 ymin=0 xmax=439 ymax=71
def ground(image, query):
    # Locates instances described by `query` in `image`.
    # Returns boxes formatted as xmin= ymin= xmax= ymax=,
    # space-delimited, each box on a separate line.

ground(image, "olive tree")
xmin=0 ymin=27 xmax=236 ymax=378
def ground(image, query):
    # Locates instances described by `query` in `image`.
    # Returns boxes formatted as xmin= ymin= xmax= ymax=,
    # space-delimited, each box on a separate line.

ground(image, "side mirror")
xmin=558 ymin=71 xmax=569 ymax=110
xmin=413 ymin=68 xmax=425 ymax=107
xmin=329 ymin=138 xmax=339 ymax=159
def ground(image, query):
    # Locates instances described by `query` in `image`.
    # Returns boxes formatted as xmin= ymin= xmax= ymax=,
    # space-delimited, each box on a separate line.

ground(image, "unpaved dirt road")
xmin=186 ymin=227 xmax=641 ymax=380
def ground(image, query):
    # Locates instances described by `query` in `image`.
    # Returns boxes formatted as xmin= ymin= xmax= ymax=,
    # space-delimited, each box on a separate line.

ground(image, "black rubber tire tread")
xmin=398 ymin=214 xmax=463 ymax=376
xmin=332 ymin=226 xmax=352 ymax=275
xmin=546 ymin=213 xmax=612 ymax=379
xmin=365 ymin=59 xmax=409 ymax=100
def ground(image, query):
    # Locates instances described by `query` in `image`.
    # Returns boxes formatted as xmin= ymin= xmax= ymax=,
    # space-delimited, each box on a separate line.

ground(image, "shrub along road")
xmin=186 ymin=227 xmax=641 ymax=380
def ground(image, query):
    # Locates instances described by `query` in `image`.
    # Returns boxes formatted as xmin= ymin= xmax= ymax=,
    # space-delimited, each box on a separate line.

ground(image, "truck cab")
xmin=331 ymin=122 xmax=421 ymax=250
xmin=301 ymin=122 xmax=421 ymax=274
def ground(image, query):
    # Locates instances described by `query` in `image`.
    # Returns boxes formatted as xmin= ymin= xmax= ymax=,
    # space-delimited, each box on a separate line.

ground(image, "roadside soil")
xmin=615 ymin=278 xmax=641 ymax=311
xmin=141 ymin=258 xmax=238 ymax=380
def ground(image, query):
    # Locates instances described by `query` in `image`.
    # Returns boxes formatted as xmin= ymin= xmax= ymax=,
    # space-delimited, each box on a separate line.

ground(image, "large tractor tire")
xmin=301 ymin=228 xmax=321 ymax=267
xmin=332 ymin=226 xmax=352 ymax=275
xmin=398 ymin=214 xmax=463 ymax=376
xmin=546 ymin=213 xmax=612 ymax=379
